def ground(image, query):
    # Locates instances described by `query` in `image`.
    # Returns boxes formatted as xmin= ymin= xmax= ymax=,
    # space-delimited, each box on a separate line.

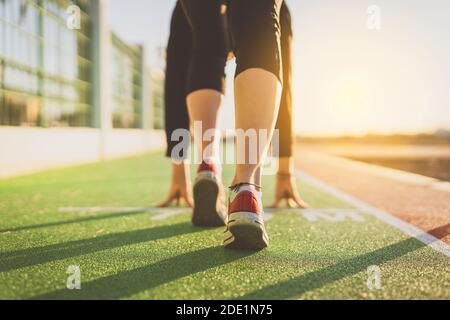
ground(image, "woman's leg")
xmin=160 ymin=1 xmax=194 ymax=207
xmin=187 ymin=90 xmax=223 ymax=161
xmin=254 ymin=1 xmax=293 ymax=187
xmin=180 ymin=0 xmax=229 ymax=161
xmin=223 ymin=0 xmax=284 ymax=250
xmin=179 ymin=0 xmax=229 ymax=227
xmin=164 ymin=1 xmax=192 ymax=161
xmin=276 ymin=2 xmax=294 ymax=160
xmin=270 ymin=3 xmax=308 ymax=209
xmin=229 ymin=0 xmax=284 ymax=187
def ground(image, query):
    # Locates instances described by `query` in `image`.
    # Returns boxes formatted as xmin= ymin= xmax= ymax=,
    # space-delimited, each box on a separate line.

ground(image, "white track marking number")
xmin=301 ymin=209 xmax=365 ymax=223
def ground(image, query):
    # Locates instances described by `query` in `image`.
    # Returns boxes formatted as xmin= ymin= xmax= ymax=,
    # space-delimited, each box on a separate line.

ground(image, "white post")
xmin=139 ymin=46 xmax=152 ymax=129
xmin=90 ymin=0 xmax=111 ymax=159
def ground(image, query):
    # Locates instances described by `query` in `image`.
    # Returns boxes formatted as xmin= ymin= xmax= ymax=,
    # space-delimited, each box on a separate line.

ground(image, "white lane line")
xmin=263 ymin=212 xmax=273 ymax=222
xmin=297 ymin=170 xmax=450 ymax=258
xmin=150 ymin=210 xmax=275 ymax=222
xmin=151 ymin=209 xmax=189 ymax=221
xmin=58 ymin=207 xmax=186 ymax=215
xmin=265 ymin=208 xmax=365 ymax=222
xmin=59 ymin=206 xmax=191 ymax=221
xmin=59 ymin=206 xmax=277 ymax=222
xmin=59 ymin=207 xmax=150 ymax=213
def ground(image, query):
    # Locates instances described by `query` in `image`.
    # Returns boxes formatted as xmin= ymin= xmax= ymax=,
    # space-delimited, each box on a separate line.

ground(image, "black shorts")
xmin=180 ymin=0 xmax=284 ymax=94
xmin=165 ymin=0 xmax=294 ymax=159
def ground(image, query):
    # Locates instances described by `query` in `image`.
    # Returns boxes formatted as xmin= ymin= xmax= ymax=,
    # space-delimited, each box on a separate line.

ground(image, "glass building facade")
xmin=0 ymin=0 xmax=148 ymax=129
xmin=110 ymin=33 xmax=142 ymax=129
xmin=150 ymin=69 xmax=164 ymax=130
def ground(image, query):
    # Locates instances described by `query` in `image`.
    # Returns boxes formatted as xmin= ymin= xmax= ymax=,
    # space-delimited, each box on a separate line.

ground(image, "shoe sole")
xmin=192 ymin=177 xmax=226 ymax=227
xmin=224 ymin=212 xmax=269 ymax=250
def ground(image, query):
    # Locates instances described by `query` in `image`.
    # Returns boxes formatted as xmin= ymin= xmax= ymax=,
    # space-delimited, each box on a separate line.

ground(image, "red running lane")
xmin=295 ymin=148 xmax=450 ymax=244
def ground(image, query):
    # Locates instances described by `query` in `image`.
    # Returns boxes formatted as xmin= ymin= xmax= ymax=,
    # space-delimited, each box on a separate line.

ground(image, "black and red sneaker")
xmin=192 ymin=159 xmax=227 ymax=227
xmin=223 ymin=184 xmax=269 ymax=250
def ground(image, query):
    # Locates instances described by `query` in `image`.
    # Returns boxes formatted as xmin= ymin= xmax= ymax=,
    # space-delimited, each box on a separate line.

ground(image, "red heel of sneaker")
xmin=224 ymin=186 xmax=269 ymax=250
xmin=192 ymin=161 xmax=227 ymax=227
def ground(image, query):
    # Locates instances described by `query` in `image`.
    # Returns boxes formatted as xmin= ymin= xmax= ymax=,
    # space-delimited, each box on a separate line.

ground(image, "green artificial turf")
xmin=0 ymin=151 xmax=449 ymax=299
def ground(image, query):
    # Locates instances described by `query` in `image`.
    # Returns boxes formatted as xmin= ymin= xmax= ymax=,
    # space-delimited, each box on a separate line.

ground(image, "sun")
xmin=333 ymin=79 xmax=369 ymax=115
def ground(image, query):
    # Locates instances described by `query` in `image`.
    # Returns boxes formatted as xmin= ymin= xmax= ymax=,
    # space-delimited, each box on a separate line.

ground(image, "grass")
xmin=0 ymin=151 xmax=449 ymax=299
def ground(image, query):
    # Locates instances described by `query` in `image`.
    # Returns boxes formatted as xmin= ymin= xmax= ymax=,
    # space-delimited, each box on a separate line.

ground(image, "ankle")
xmin=230 ymin=181 xmax=262 ymax=193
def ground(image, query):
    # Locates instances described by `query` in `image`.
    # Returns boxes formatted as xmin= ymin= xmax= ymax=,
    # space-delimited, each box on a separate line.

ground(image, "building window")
xmin=0 ymin=0 xmax=93 ymax=127
xmin=111 ymin=33 xmax=142 ymax=129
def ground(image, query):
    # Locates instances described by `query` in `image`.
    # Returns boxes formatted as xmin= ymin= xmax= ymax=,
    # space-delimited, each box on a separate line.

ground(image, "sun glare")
xmin=333 ymin=79 xmax=370 ymax=115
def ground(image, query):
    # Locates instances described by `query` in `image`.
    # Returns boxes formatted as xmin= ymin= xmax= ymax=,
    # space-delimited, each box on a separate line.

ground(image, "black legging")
xmin=165 ymin=0 xmax=293 ymax=159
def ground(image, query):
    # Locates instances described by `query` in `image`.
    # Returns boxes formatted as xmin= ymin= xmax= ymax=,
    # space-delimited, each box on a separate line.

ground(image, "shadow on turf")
xmin=0 ymin=209 xmax=157 ymax=233
xmin=0 ymin=222 xmax=204 ymax=272
xmin=32 ymin=246 xmax=254 ymax=300
xmin=238 ymin=223 xmax=450 ymax=300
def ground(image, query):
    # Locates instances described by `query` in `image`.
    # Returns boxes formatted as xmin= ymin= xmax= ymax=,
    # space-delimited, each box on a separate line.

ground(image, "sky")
xmin=109 ymin=0 xmax=450 ymax=136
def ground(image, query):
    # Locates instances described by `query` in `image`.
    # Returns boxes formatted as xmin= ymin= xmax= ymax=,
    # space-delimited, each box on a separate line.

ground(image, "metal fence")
xmin=0 ymin=0 xmax=148 ymax=129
